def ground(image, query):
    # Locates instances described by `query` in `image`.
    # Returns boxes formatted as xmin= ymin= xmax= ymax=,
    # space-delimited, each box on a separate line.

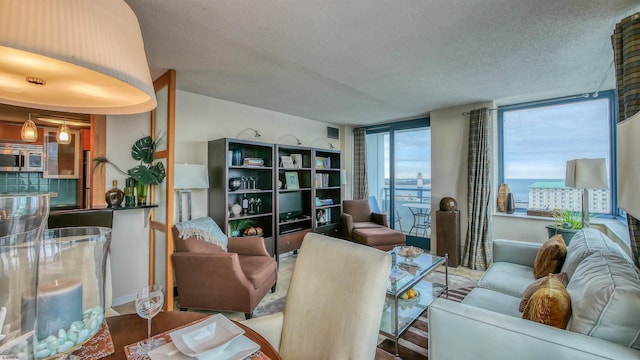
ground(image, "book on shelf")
xmin=324 ymin=157 xmax=331 ymax=169
xmin=280 ymin=155 xmax=294 ymax=168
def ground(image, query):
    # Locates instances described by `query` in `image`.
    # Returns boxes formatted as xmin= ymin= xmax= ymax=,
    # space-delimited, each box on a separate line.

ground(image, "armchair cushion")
xmin=342 ymin=199 xmax=373 ymax=222
xmin=238 ymin=255 xmax=278 ymax=289
xmin=175 ymin=217 xmax=228 ymax=251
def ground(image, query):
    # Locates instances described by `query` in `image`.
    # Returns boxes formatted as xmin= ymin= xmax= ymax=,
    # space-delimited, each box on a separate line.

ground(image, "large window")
xmin=499 ymin=91 xmax=616 ymax=215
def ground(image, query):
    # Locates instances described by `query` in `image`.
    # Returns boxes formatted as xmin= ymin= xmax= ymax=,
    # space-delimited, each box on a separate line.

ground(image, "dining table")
xmin=104 ymin=311 xmax=281 ymax=360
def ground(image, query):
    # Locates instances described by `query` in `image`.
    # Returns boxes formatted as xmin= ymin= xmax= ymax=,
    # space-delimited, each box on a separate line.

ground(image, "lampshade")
xmin=174 ymin=164 xmax=209 ymax=189
xmin=565 ymin=158 xmax=608 ymax=189
xmin=618 ymin=111 xmax=640 ymax=219
xmin=21 ymin=113 xmax=37 ymax=142
xmin=0 ymin=0 xmax=156 ymax=114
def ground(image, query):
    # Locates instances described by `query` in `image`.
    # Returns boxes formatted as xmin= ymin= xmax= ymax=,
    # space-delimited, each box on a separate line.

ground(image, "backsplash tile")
xmin=0 ymin=172 xmax=77 ymax=207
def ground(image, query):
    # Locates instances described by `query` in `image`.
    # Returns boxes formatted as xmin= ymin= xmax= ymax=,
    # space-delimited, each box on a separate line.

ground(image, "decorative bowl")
xmin=397 ymin=246 xmax=424 ymax=259
xmin=228 ymin=178 xmax=242 ymax=191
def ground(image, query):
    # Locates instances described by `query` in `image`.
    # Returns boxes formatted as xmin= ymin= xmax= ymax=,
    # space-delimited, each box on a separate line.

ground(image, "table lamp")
xmin=565 ymin=158 xmax=608 ymax=228
xmin=174 ymin=164 xmax=210 ymax=222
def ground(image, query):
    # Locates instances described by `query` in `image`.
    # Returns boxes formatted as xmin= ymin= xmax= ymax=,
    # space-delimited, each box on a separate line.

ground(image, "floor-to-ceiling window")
xmin=366 ymin=118 xmax=431 ymax=248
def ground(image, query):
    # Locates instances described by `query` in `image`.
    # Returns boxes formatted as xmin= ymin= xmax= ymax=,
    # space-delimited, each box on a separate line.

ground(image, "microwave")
xmin=0 ymin=144 xmax=44 ymax=172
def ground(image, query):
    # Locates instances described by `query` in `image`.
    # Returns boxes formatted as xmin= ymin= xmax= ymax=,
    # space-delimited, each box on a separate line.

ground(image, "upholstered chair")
xmin=341 ymin=199 xmax=389 ymax=238
xmin=171 ymin=217 xmax=277 ymax=319
xmin=242 ymin=233 xmax=392 ymax=359
xmin=342 ymin=199 xmax=406 ymax=251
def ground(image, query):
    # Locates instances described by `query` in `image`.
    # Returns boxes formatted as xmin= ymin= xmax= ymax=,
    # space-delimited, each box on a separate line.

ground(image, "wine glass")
xmin=135 ymin=285 xmax=164 ymax=352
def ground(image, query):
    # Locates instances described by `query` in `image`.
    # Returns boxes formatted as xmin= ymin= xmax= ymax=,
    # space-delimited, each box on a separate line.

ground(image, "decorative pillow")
xmin=175 ymin=217 xmax=228 ymax=252
xmin=533 ymin=235 xmax=567 ymax=278
xmin=522 ymin=275 xmax=572 ymax=329
xmin=519 ymin=272 xmax=569 ymax=312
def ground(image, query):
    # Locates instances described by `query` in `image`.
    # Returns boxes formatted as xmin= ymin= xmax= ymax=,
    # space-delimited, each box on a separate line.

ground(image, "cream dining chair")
xmin=242 ymin=233 xmax=392 ymax=359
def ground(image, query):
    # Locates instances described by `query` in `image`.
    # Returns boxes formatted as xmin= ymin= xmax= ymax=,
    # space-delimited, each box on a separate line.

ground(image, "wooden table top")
xmin=104 ymin=311 xmax=281 ymax=360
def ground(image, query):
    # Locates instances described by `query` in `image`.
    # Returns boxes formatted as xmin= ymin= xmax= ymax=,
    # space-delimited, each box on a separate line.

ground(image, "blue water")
xmin=504 ymin=179 xmax=563 ymax=203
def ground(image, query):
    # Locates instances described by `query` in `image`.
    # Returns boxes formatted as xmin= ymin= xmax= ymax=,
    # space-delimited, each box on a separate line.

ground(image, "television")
xmin=279 ymin=192 xmax=303 ymax=220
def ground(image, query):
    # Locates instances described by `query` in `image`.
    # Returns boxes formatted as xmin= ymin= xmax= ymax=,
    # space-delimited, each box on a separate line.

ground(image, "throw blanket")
xmin=175 ymin=217 xmax=228 ymax=251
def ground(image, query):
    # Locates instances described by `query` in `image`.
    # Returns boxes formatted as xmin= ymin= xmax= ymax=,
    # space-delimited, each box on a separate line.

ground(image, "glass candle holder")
xmin=33 ymin=227 xmax=112 ymax=359
xmin=0 ymin=194 xmax=50 ymax=360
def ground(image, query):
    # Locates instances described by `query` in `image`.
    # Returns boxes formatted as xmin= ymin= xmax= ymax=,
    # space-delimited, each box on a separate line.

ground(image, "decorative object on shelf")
xmin=242 ymin=158 xmax=264 ymax=166
xmin=242 ymin=194 xmax=249 ymax=215
xmin=21 ymin=113 xmax=38 ymax=142
xmin=316 ymin=209 xmax=326 ymax=225
xmin=56 ymin=120 xmax=72 ymax=145
xmin=291 ymin=154 xmax=303 ymax=168
xmin=285 ymin=172 xmax=299 ymax=189
xmin=105 ymin=179 xmax=124 ymax=207
xmin=232 ymin=149 xmax=242 ymax=166
xmin=505 ymin=193 xmax=516 ymax=214
xmin=231 ymin=203 xmax=242 ymax=216
xmin=229 ymin=219 xmax=256 ymax=237
xmin=93 ymin=135 xmax=166 ymax=206
xmin=315 ymin=157 xmax=325 ymax=169
xmin=497 ymin=183 xmax=510 ymax=212
xmin=276 ymin=134 xmax=302 ymax=145
xmin=0 ymin=194 xmax=49 ymax=359
xmin=229 ymin=177 xmax=242 ymax=191
xmin=278 ymin=180 xmax=283 ymax=189
xmin=227 ymin=151 xmax=233 ymax=166
xmin=280 ymin=156 xmax=295 ymax=168
xmin=439 ymin=197 xmax=457 ymax=211
xmin=125 ymin=178 xmax=136 ymax=207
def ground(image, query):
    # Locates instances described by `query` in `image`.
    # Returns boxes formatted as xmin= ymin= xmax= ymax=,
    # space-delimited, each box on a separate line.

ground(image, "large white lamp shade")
xmin=0 ymin=0 xmax=156 ymax=114
xmin=565 ymin=158 xmax=608 ymax=228
xmin=618 ymin=111 xmax=640 ymax=219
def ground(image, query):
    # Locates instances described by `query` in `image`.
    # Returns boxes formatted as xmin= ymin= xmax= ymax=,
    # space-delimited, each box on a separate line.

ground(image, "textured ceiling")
xmin=125 ymin=0 xmax=640 ymax=126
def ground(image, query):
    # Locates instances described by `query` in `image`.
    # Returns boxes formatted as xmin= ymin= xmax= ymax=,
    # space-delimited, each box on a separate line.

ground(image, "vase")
xmin=497 ymin=183 xmax=510 ymax=212
xmin=505 ymin=192 xmax=516 ymax=214
xmin=0 ymin=194 xmax=50 ymax=359
xmin=105 ymin=180 xmax=124 ymax=207
xmin=124 ymin=178 xmax=136 ymax=207
xmin=232 ymin=149 xmax=242 ymax=166
xmin=136 ymin=182 xmax=149 ymax=206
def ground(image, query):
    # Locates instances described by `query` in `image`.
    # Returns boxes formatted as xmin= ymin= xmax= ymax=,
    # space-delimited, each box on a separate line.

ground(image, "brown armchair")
xmin=342 ymin=199 xmax=405 ymax=251
xmin=171 ymin=221 xmax=277 ymax=319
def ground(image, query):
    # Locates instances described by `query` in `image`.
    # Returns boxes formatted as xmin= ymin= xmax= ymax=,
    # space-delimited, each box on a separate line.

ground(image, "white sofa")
xmin=428 ymin=228 xmax=640 ymax=359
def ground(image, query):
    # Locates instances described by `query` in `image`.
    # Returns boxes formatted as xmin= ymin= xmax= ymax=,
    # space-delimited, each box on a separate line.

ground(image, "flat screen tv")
xmin=279 ymin=192 xmax=303 ymax=220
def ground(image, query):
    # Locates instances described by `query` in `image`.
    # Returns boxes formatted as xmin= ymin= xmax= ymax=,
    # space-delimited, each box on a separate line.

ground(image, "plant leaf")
xmin=131 ymin=136 xmax=156 ymax=164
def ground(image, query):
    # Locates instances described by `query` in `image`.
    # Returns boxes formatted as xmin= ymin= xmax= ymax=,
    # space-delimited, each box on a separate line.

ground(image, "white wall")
xmin=174 ymin=90 xmax=342 ymax=219
xmin=105 ymin=112 xmax=152 ymax=305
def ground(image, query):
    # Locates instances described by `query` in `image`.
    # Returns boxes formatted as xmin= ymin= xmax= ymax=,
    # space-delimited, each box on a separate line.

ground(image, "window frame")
xmin=497 ymin=90 xmax=618 ymax=216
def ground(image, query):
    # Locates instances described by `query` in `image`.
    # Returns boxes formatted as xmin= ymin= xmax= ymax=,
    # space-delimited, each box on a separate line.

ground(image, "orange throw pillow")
xmin=519 ymin=272 xmax=569 ymax=312
xmin=522 ymin=275 xmax=572 ymax=329
xmin=533 ymin=235 xmax=567 ymax=279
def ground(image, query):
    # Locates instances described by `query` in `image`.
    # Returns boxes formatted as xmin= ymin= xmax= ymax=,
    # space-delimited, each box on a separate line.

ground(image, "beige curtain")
xmin=613 ymin=12 xmax=640 ymax=267
xmin=463 ymin=108 xmax=493 ymax=271
xmin=353 ymin=128 xmax=368 ymax=200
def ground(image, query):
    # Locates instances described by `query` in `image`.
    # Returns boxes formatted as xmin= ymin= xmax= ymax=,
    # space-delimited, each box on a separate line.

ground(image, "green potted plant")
xmin=229 ymin=219 xmax=255 ymax=237
xmin=93 ymin=136 xmax=166 ymax=205
xmin=545 ymin=209 xmax=583 ymax=243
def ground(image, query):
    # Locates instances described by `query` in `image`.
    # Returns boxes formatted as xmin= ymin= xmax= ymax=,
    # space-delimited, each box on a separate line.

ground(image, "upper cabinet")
xmin=43 ymin=128 xmax=80 ymax=178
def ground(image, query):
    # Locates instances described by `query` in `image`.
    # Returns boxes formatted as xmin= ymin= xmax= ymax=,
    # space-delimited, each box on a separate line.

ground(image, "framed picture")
xmin=281 ymin=155 xmax=294 ymax=168
xmin=285 ymin=171 xmax=299 ymax=189
xmin=315 ymin=157 xmax=325 ymax=169
xmin=291 ymin=154 xmax=303 ymax=169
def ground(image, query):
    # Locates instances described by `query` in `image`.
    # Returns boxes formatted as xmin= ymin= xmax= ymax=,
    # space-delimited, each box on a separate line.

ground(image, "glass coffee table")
xmin=380 ymin=248 xmax=448 ymax=356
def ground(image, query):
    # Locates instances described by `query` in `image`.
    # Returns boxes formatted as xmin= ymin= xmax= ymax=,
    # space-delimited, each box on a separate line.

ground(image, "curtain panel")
xmin=463 ymin=108 xmax=493 ymax=271
xmin=353 ymin=128 xmax=368 ymax=200
xmin=612 ymin=12 xmax=640 ymax=122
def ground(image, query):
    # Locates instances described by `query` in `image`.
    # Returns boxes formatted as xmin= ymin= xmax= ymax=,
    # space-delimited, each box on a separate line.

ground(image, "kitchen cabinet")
xmin=43 ymin=128 xmax=80 ymax=179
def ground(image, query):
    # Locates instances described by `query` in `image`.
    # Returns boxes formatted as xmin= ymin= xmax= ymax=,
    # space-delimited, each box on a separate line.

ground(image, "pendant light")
xmin=56 ymin=120 xmax=71 ymax=145
xmin=0 ymin=0 xmax=156 ymax=114
xmin=21 ymin=113 xmax=38 ymax=142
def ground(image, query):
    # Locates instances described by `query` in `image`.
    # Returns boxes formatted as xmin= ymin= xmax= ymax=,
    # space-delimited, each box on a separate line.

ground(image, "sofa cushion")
xmin=561 ymin=228 xmax=632 ymax=278
xmin=462 ymin=287 xmax=522 ymax=317
xmin=477 ymin=262 xmax=536 ymax=297
xmin=519 ymin=272 xmax=569 ymax=312
xmin=566 ymin=252 xmax=640 ymax=350
xmin=533 ymin=235 xmax=566 ymax=279
xmin=522 ymin=275 xmax=572 ymax=329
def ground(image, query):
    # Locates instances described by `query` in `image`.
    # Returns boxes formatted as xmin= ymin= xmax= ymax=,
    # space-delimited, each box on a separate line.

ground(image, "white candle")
xmin=21 ymin=279 xmax=82 ymax=339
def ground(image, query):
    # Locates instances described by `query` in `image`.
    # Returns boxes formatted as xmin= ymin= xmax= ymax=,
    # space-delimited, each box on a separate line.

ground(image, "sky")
xmin=382 ymin=127 xmax=431 ymax=179
xmin=503 ymin=97 xmax=610 ymax=179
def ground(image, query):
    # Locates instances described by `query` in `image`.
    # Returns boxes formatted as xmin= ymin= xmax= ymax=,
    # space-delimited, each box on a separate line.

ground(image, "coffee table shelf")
xmin=380 ymin=250 xmax=448 ymax=356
